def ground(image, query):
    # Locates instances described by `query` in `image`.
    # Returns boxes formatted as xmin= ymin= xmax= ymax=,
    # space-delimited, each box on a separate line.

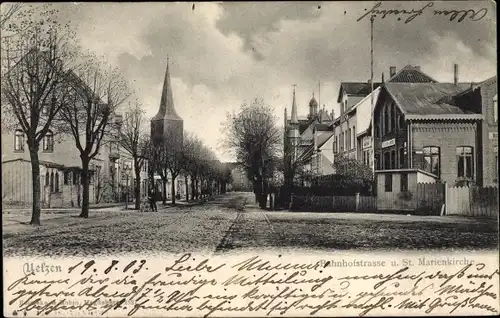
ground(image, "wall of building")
xmin=411 ymin=121 xmax=478 ymax=185
xmin=480 ymin=78 xmax=498 ymax=186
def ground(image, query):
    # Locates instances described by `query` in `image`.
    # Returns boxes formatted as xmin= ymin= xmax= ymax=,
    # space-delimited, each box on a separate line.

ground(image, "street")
xmin=2 ymin=192 xmax=497 ymax=257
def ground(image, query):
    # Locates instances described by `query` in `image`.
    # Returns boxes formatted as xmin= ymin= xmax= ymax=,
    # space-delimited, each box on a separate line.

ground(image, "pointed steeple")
xmin=290 ymin=86 xmax=298 ymax=124
xmin=152 ymin=57 xmax=182 ymax=121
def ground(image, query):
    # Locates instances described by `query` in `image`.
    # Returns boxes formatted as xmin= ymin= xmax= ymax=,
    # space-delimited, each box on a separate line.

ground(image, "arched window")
xmin=55 ymin=172 xmax=60 ymax=192
xmin=43 ymin=130 xmax=54 ymax=152
xmin=14 ymin=129 xmax=24 ymax=151
xmin=384 ymin=105 xmax=390 ymax=134
xmin=50 ymin=172 xmax=55 ymax=192
xmin=45 ymin=172 xmax=50 ymax=186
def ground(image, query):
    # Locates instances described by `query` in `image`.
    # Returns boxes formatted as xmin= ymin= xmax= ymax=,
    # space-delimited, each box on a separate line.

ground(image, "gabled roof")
xmin=316 ymin=132 xmax=334 ymax=149
xmin=388 ymin=65 xmax=438 ymax=83
xmin=384 ymin=83 xmax=481 ymax=118
xmin=337 ymin=82 xmax=382 ymax=102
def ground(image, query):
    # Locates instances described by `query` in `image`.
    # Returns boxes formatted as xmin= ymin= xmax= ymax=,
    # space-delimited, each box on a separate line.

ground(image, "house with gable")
xmin=372 ymin=72 xmax=497 ymax=211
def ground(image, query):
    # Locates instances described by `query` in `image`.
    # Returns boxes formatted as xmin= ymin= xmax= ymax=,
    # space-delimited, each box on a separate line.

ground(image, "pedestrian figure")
xmin=148 ymin=189 xmax=158 ymax=212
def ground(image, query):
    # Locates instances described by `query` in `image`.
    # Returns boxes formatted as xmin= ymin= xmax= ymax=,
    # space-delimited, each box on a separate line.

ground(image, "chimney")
xmin=389 ymin=66 xmax=397 ymax=77
xmin=367 ymin=79 xmax=371 ymax=84
xmin=454 ymin=64 xmax=459 ymax=85
xmin=381 ymin=73 xmax=385 ymax=83
xmin=414 ymin=65 xmax=421 ymax=71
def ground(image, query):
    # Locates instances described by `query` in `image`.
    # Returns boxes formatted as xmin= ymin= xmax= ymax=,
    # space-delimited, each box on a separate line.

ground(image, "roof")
xmin=388 ymin=65 xmax=438 ymax=83
xmin=2 ymin=158 xmax=82 ymax=170
xmin=337 ymin=82 xmax=382 ymax=102
xmin=316 ymin=132 xmax=334 ymax=149
xmin=314 ymin=123 xmax=331 ymax=132
xmin=317 ymin=109 xmax=332 ymax=123
xmin=309 ymin=95 xmax=318 ymax=107
xmin=384 ymin=82 xmax=480 ymax=117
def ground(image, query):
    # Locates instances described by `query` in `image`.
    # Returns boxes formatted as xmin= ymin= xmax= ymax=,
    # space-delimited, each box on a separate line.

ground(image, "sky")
xmin=45 ymin=1 xmax=497 ymax=161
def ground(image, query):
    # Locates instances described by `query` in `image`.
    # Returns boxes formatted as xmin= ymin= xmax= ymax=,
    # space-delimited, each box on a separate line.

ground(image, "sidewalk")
xmin=2 ymin=202 xmax=124 ymax=214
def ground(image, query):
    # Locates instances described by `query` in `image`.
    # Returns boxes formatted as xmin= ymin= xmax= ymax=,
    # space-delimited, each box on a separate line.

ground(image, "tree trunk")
xmin=79 ymin=157 xmax=91 ymax=218
xmin=162 ymin=177 xmax=167 ymax=205
xmin=195 ymin=178 xmax=199 ymax=199
xmin=190 ymin=175 xmax=196 ymax=201
xmin=28 ymin=145 xmax=42 ymax=225
xmin=184 ymin=175 xmax=189 ymax=202
xmin=171 ymin=175 xmax=176 ymax=205
xmin=134 ymin=160 xmax=141 ymax=210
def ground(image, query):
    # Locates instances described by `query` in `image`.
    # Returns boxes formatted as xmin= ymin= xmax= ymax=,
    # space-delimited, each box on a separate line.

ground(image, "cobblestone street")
xmin=3 ymin=192 xmax=498 ymax=257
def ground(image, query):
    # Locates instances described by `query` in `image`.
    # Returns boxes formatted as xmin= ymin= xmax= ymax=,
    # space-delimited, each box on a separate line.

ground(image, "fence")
xmin=446 ymin=185 xmax=498 ymax=217
xmin=290 ymin=194 xmax=371 ymax=212
xmin=290 ymin=183 xmax=498 ymax=217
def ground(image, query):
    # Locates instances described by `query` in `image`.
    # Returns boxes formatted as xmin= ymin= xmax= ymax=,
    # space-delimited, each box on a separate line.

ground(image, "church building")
xmin=150 ymin=58 xmax=188 ymax=200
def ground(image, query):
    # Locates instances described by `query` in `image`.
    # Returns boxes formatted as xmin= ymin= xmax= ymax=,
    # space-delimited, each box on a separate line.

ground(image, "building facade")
xmin=372 ymin=78 xmax=496 ymax=189
xmin=283 ymin=88 xmax=335 ymax=184
xmin=331 ymin=65 xmax=438 ymax=171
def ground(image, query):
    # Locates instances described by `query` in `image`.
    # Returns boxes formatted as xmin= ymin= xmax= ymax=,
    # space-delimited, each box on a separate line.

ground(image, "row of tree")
xmin=0 ymin=4 xmax=231 ymax=225
xmin=121 ymin=103 xmax=232 ymax=211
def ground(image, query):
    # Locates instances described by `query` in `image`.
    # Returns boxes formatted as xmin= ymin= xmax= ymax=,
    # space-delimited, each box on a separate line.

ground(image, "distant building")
xmin=283 ymin=88 xmax=335 ymax=184
xmin=227 ymin=163 xmax=252 ymax=191
xmin=1 ymin=52 xmax=137 ymax=207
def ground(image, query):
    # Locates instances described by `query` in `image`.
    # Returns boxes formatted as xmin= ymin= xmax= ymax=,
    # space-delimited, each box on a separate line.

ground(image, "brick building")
xmin=372 ymin=75 xmax=497 ymax=188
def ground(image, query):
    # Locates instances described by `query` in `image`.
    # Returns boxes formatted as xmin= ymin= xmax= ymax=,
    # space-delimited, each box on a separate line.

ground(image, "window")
xmin=384 ymin=173 xmax=393 ymax=192
xmin=399 ymin=147 xmax=406 ymax=168
xmin=391 ymin=103 xmax=396 ymax=132
xmin=45 ymin=172 xmax=50 ymax=186
xmin=391 ymin=150 xmax=396 ymax=169
xmin=352 ymin=126 xmax=356 ymax=149
xmin=384 ymin=151 xmax=391 ymax=169
xmin=423 ymin=146 xmax=440 ymax=177
xmin=375 ymin=121 xmax=380 ymax=138
xmin=399 ymin=114 xmax=405 ymax=129
xmin=494 ymin=94 xmax=497 ymax=123
xmin=457 ymin=146 xmax=473 ymax=179
xmin=495 ymin=156 xmax=498 ymax=183
xmin=50 ymin=172 xmax=54 ymax=192
xmin=400 ymin=173 xmax=408 ymax=192
xmin=42 ymin=130 xmax=54 ymax=152
xmin=73 ymin=171 xmax=79 ymax=185
xmin=64 ymin=171 xmax=70 ymax=185
xmin=384 ymin=105 xmax=390 ymax=134
xmin=375 ymin=153 xmax=380 ymax=170
xmin=14 ymin=129 xmax=24 ymax=151
xmin=55 ymin=172 xmax=59 ymax=192
xmin=347 ymin=128 xmax=351 ymax=150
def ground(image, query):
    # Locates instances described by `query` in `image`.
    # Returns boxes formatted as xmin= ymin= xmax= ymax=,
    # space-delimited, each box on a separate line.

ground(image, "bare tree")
xmin=120 ymin=101 xmax=149 ymax=209
xmin=1 ymin=5 xmax=77 ymax=225
xmin=0 ymin=3 xmax=23 ymax=36
xmin=222 ymin=98 xmax=281 ymax=208
xmin=164 ymin=129 xmax=183 ymax=205
xmin=149 ymin=141 xmax=169 ymax=204
xmin=60 ymin=54 xmax=131 ymax=218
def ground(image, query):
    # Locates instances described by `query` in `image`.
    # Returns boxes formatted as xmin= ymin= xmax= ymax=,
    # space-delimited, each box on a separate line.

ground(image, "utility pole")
xmin=370 ymin=15 xmax=375 ymax=172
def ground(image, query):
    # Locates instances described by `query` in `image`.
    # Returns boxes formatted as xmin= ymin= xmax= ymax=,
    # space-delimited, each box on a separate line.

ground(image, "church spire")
xmin=290 ymin=85 xmax=298 ymax=124
xmin=152 ymin=57 xmax=182 ymax=121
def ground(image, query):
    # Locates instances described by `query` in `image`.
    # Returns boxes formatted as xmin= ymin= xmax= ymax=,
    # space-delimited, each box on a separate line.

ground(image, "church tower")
xmin=151 ymin=58 xmax=184 ymax=148
xmin=308 ymin=93 xmax=318 ymax=120
xmin=288 ymin=87 xmax=300 ymax=161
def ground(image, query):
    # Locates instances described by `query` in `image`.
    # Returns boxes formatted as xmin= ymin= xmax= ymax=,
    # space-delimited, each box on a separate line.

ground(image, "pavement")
xmin=3 ymin=192 xmax=498 ymax=257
